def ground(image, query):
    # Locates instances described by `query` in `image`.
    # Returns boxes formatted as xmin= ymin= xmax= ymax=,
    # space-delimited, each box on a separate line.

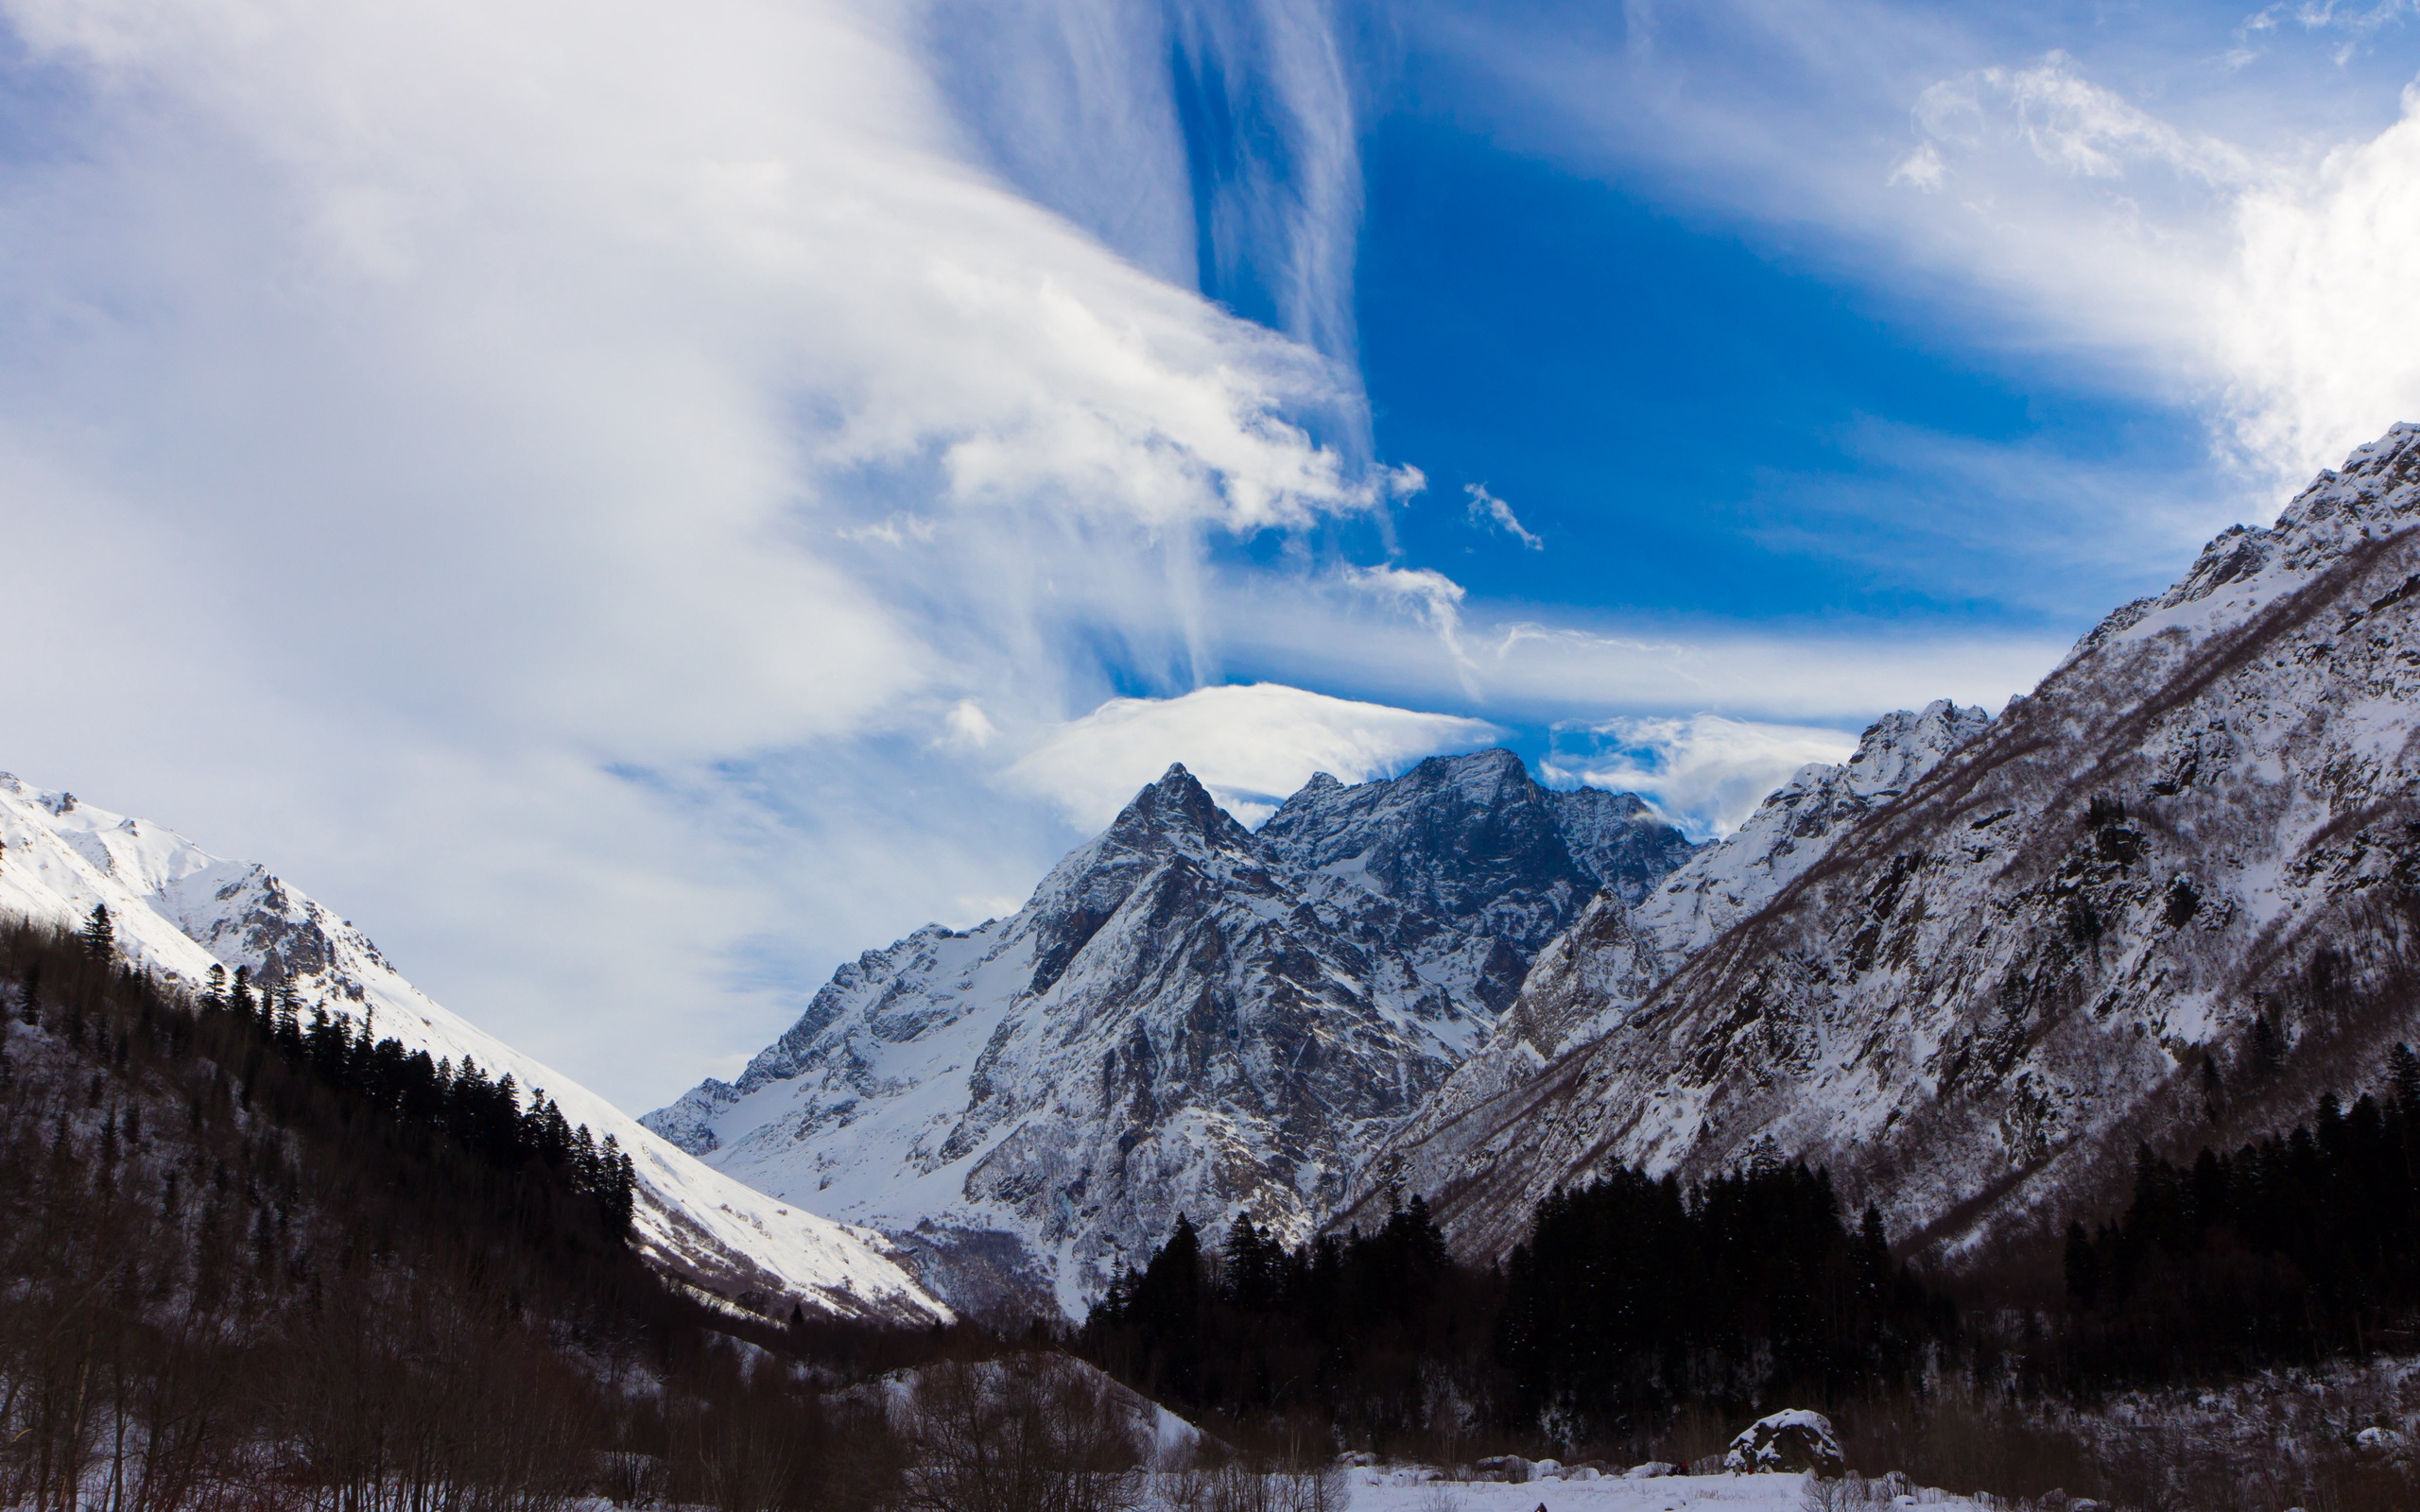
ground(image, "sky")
xmin=1 ymin=0 xmax=2417 ymax=1110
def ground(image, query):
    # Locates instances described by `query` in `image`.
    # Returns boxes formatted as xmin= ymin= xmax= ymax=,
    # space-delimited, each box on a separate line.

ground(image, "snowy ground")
xmin=1335 ymin=1471 xmax=1974 ymax=1511
xmin=1344 ymin=1477 xmax=1790 ymax=1511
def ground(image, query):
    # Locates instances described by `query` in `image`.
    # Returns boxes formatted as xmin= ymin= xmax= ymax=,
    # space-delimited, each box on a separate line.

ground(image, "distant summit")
xmin=646 ymin=748 xmax=1696 ymax=1315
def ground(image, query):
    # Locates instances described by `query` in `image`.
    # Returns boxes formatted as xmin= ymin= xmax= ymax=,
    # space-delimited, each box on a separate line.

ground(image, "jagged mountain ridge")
xmin=1363 ymin=698 xmax=1994 ymax=1177
xmin=645 ymin=747 xmax=1694 ymax=1315
xmin=1353 ymin=423 xmax=2420 ymax=1269
xmin=0 ymin=775 xmax=948 ymax=1325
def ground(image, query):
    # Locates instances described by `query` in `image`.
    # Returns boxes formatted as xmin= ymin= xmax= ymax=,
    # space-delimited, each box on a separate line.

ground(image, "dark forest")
xmin=12 ymin=909 xmax=2420 ymax=1510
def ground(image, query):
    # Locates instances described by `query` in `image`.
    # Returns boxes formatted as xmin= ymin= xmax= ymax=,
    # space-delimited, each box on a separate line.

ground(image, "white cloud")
xmin=1464 ymin=483 xmax=1543 ymax=550
xmin=1216 ymin=582 xmax=2064 ymax=727
xmin=3 ymin=0 xmax=2321 ymax=1118
xmin=1335 ymin=564 xmax=1476 ymax=677
xmin=1426 ymin=4 xmax=2420 ymax=499
xmin=1545 ymin=713 xmax=1858 ymax=839
xmin=921 ymin=0 xmax=1367 ymax=372
xmin=0 ymin=0 xmax=1393 ymax=1108
xmin=2221 ymin=92 xmax=2420 ymax=487
xmin=942 ymin=699 xmax=999 ymax=750
xmin=1888 ymin=50 xmax=2420 ymax=491
xmin=1889 ymin=140 xmax=1947 ymax=191
xmin=1004 ymin=683 xmax=1498 ymax=828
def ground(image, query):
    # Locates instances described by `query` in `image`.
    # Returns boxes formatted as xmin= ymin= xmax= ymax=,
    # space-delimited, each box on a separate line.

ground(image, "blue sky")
xmin=3 ymin=0 xmax=2418 ymax=1108
xmin=1349 ymin=112 xmax=2199 ymax=627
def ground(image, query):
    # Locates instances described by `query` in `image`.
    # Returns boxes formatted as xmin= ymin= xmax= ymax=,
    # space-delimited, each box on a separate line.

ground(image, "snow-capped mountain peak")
xmin=1352 ymin=698 xmax=1994 ymax=1177
xmin=0 ymin=774 xmax=948 ymax=1326
xmin=647 ymin=747 xmax=1697 ymax=1315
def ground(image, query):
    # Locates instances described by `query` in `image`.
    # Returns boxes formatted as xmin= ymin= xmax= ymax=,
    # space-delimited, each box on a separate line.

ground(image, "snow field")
xmin=1336 ymin=1470 xmax=1977 ymax=1512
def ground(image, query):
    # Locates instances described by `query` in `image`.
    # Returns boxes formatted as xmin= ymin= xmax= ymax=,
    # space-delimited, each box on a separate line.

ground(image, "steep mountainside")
xmin=1368 ymin=700 xmax=1993 ymax=1170
xmin=0 ymin=775 xmax=946 ymax=1325
xmin=646 ymin=748 xmax=1693 ymax=1315
xmin=1353 ymin=424 xmax=2420 ymax=1268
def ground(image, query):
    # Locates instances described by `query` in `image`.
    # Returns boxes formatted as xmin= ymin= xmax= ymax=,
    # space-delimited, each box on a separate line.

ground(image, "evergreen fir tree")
xmin=1222 ymin=1213 xmax=1273 ymax=1309
xmin=595 ymin=1135 xmax=637 ymax=1237
xmin=1858 ymin=1202 xmax=1891 ymax=1300
xmin=79 ymin=902 xmax=114 ymax=960
xmin=2064 ymin=1222 xmax=2100 ymax=1309
xmin=573 ymin=1124 xmax=599 ymax=1192
xmin=2390 ymin=1042 xmax=2420 ymax=1115
xmin=273 ymin=979 xmax=302 ymax=1049
xmin=2251 ymin=1012 xmax=2282 ymax=1073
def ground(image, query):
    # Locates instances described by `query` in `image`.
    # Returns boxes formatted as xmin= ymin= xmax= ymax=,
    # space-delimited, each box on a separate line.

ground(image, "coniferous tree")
xmin=2390 ymin=1041 xmax=2420 ymax=1115
xmin=2251 ymin=1012 xmax=2282 ymax=1073
xmin=1858 ymin=1201 xmax=1892 ymax=1303
xmin=79 ymin=902 xmax=113 ymax=960
xmin=2064 ymin=1220 xmax=2100 ymax=1310
xmin=273 ymin=979 xmax=302 ymax=1049
xmin=2052 ymin=1047 xmax=2420 ymax=1386
xmin=0 ymin=912 xmax=905 ymax=1512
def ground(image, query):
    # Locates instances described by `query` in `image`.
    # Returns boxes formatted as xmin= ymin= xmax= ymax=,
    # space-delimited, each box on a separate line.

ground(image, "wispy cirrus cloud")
xmin=1412 ymin=1 xmax=2420 ymax=498
xmin=1465 ymin=483 xmax=1544 ymax=550
xmin=0 ymin=0 xmax=1395 ymax=1105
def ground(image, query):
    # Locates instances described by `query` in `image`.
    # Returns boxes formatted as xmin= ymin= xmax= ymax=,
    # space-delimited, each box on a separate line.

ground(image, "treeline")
xmin=1080 ymin=1043 xmax=2420 ymax=1486
xmin=1083 ymin=1196 xmax=1502 ymax=1449
xmin=1081 ymin=1166 xmax=1949 ymax=1459
xmin=1500 ymin=1163 xmax=1946 ymax=1436
xmin=0 ymin=915 xmax=923 ymax=1510
xmin=197 ymin=949 xmax=638 ymax=1236
xmin=2055 ymin=1044 xmax=2420 ymax=1385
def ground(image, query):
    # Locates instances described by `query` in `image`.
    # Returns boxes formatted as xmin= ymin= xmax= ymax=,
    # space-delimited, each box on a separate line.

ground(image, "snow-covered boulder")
xmin=1723 ymin=1409 xmax=1844 ymax=1477
xmin=2351 ymin=1425 xmax=2410 ymax=1458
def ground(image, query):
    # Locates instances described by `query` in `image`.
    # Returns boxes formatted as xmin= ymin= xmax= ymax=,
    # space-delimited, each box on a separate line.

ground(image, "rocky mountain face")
xmin=1351 ymin=424 xmax=2420 ymax=1271
xmin=1369 ymin=699 xmax=1994 ymax=1170
xmin=645 ymin=748 xmax=1694 ymax=1316
xmin=0 ymin=776 xmax=948 ymax=1326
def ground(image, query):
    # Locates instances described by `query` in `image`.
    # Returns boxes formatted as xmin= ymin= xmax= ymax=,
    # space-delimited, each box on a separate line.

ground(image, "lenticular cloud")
xmin=1007 ymin=684 xmax=1498 ymax=829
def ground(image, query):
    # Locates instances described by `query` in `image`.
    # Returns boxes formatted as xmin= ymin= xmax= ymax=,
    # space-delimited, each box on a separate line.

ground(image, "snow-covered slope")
xmin=647 ymin=749 xmax=1693 ymax=1315
xmin=1356 ymin=423 xmax=2420 ymax=1268
xmin=1366 ymin=701 xmax=1992 ymax=1163
xmin=0 ymin=775 xmax=948 ymax=1326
